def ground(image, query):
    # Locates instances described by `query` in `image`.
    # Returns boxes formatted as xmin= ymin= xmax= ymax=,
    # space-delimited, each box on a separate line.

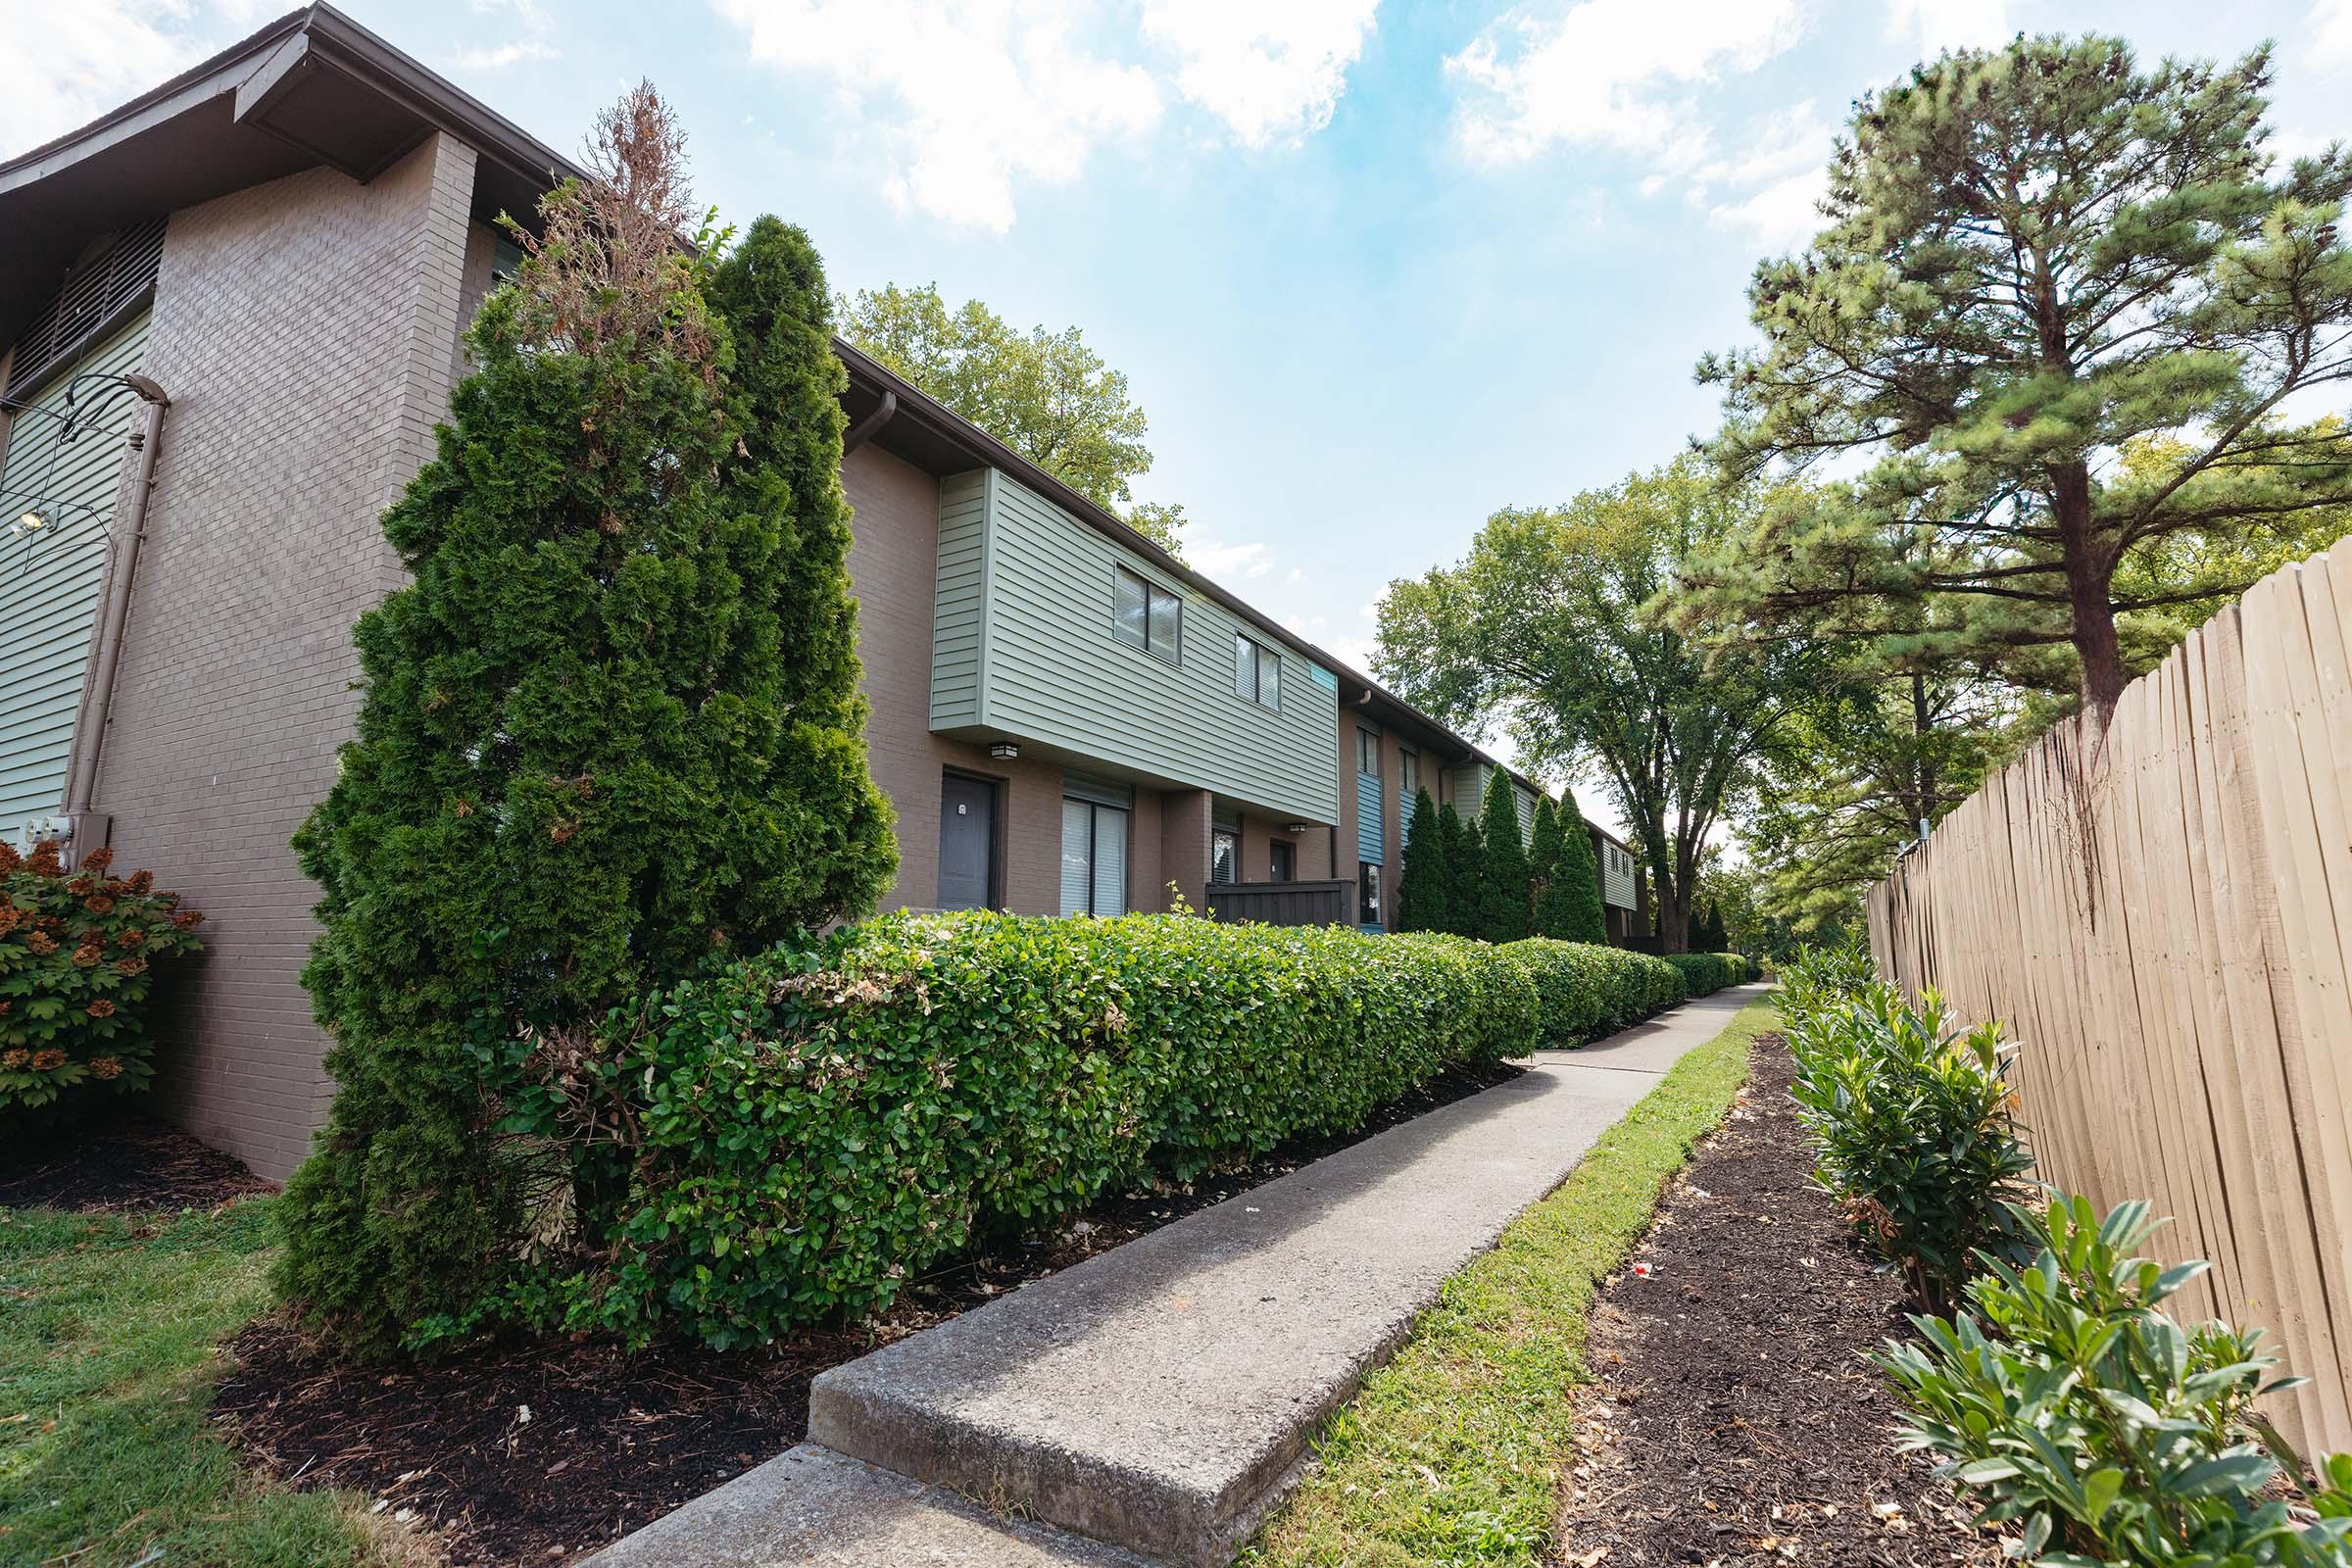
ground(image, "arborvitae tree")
xmin=1701 ymin=901 xmax=1731 ymax=952
xmin=1476 ymin=767 xmax=1531 ymax=944
xmin=274 ymin=87 xmax=894 ymax=1349
xmin=1439 ymin=801 xmax=1478 ymax=937
xmin=1526 ymin=795 xmax=1563 ymax=918
xmin=1538 ymin=795 xmax=1609 ymax=944
xmin=1396 ymin=787 xmax=1446 ymax=933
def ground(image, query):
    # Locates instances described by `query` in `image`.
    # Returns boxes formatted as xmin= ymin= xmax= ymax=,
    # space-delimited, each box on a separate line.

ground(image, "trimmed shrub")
xmin=1664 ymin=952 xmax=1747 ymax=996
xmin=1882 ymin=1196 xmax=2352 ymax=1565
xmin=440 ymin=913 xmax=1542 ymax=1349
xmin=1786 ymin=980 xmax=2033 ymax=1310
xmin=1501 ymin=937 xmax=1686 ymax=1049
xmin=0 ymin=842 xmax=204 ymax=1117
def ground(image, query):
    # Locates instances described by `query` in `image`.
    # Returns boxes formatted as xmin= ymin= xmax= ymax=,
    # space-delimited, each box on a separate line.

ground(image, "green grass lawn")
xmin=1245 ymin=995 xmax=1776 ymax=1568
xmin=0 ymin=1194 xmax=399 ymax=1568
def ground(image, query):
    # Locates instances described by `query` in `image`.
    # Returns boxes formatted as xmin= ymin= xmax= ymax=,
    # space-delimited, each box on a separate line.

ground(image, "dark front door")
xmin=1268 ymin=840 xmax=1295 ymax=882
xmin=938 ymin=773 xmax=997 ymax=910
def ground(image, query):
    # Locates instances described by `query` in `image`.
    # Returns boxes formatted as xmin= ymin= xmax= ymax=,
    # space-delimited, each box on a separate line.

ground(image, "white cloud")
xmin=0 ymin=0 xmax=216 ymax=160
xmin=1446 ymin=0 xmax=1811 ymax=171
xmin=454 ymin=0 xmax=560 ymax=71
xmin=1708 ymin=169 xmax=1826 ymax=251
xmin=1138 ymin=0 xmax=1379 ymax=147
xmin=714 ymin=0 xmax=1160 ymax=231
xmin=1885 ymin=0 xmax=2012 ymax=57
xmin=2312 ymin=0 xmax=2352 ymax=74
xmin=1187 ymin=537 xmax=1277 ymax=580
xmin=1691 ymin=99 xmax=1833 ymax=251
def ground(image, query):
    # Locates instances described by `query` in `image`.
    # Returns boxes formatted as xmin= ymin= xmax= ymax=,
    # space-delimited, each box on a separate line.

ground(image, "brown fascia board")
xmin=835 ymin=338 xmax=1538 ymax=800
xmin=0 ymin=5 xmax=577 ymax=195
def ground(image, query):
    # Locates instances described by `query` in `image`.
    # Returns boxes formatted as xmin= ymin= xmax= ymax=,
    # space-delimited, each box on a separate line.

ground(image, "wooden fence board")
xmin=1869 ymin=544 xmax=2352 ymax=1452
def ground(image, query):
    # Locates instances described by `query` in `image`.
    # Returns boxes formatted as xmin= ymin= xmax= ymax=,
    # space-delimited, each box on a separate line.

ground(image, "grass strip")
xmin=1245 ymin=995 xmax=1777 ymax=1568
xmin=0 ymin=1196 xmax=403 ymax=1568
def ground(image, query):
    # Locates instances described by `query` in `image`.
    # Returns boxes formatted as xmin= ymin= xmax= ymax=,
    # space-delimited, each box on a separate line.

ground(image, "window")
xmin=1398 ymin=748 xmax=1420 ymax=797
xmin=1356 ymin=727 xmax=1381 ymax=777
xmin=1211 ymin=826 xmax=1240 ymax=885
xmin=1060 ymin=797 xmax=1130 ymax=915
xmin=1112 ymin=565 xmax=1181 ymax=662
xmin=1358 ymin=862 xmax=1384 ymax=928
xmin=1234 ymin=633 xmax=1281 ymax=710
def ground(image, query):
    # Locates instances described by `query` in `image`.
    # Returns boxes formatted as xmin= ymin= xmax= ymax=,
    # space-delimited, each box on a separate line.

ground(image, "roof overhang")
xmin=0 ymin=3 xmax=579 ymax=347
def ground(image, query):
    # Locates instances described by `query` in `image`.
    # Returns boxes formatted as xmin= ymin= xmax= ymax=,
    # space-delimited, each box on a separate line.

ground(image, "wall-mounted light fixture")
xmin=1286 ymin=822 xmax=1310 ymax=835
xmin=989 ymin=743 xmax=1019 ymax=760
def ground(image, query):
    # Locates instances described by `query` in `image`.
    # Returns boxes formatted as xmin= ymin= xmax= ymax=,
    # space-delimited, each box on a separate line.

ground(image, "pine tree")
xmin=1476 ymin=767 xmax=1531 ymax=944
xmin=274 ymin=88 xmax=895 ymax=1348
xmin=1397 ymin=787 xmax=1446 ymax=933
xmin=1538 ymin=795 xmax=1609 ymax=944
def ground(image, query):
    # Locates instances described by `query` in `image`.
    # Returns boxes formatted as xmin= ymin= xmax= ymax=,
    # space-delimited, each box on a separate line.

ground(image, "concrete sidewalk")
xmin=589 ymin=983 xmax=1770 ymax=1568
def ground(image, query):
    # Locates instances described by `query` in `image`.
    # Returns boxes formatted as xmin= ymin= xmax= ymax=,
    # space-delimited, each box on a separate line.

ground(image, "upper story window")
xmin=1399 ymin=747 xmax=1420 ymax=797
xmin=1112 ymin=565 xmax=1181 ymax=663
xmin=1356 ymin=727 xmax=1381 ymax=777
xmin=1234 ymin=633 xmax=1281 ymax=710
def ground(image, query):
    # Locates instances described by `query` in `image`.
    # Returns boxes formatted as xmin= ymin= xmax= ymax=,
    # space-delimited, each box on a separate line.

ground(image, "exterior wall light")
xmin=989 ymin=743 xmax=1019 ymax=760
xmin=1286 ymin=822 xmax=1309 ymax=835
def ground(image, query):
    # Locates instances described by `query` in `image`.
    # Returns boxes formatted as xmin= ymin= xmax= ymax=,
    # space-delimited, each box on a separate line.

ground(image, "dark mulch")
xmin=1554 ymin=1038 xmax=2005 ymax=1568
xmin=0 ymin=1114 xmax=272 ymax=1211
xmin=216 ymin=1057 xmax=1525 ymax=1566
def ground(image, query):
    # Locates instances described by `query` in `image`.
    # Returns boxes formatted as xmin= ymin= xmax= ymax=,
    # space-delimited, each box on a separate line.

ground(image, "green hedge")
xmin=466 ymin=912 xmax=1543 ymax=1349
xmin=1499 ymin=939 xmax=1686 ymax=1050
xmin=1664 ymin=952 xmax=1749 ymax=997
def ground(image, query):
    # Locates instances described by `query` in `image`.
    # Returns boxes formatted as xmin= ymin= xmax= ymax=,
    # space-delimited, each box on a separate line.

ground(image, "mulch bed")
xmin=212 ymin=1057 xmax=1526 ymax=1566
xmin=1554 ymin=1037 xmax=2006 ymax=1568
xmin=0 ymin=1114 xmax=273 ymax=1211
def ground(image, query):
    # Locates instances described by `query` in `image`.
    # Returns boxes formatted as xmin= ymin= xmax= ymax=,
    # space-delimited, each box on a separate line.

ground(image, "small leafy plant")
xmin=1784 ymin=977 xmax=2032 ymax=1309
xmin=1880 ymin=1196 xmax=2352 ymax=1566
xmin=0 ymin=840 xmax=204 ymax=1117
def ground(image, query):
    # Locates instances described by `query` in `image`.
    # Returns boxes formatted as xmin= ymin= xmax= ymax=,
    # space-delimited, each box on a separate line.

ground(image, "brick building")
xmin=0 ymin=6 xmax=1643 ymax=1178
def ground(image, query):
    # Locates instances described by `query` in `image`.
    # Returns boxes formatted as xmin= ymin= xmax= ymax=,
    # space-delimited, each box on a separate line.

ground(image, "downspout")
xmin=842 ymin=389 xmax=896 ymax=455
xmin=63 ymin=386 xmax=170 ymax=861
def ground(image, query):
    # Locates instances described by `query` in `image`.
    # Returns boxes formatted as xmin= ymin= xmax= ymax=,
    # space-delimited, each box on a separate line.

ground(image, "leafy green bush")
xmin=1500 ymin=938 xmax=1685 ymax=1049
xmin=1775 ymin=938 xmax=1876 ymax=1027
xmin=1665 ymin=952 xmax=1748 ymax=996
xmin=1881 ymin=1196 xmax=2352 ymax=1566
xmin=0 ymin=842 xmax=204 ymax=1117
xmin=1786 ymin=981 xmax=2032 ymax=1309
xmin=439 ymin=913 xmax=1544 ymax=1350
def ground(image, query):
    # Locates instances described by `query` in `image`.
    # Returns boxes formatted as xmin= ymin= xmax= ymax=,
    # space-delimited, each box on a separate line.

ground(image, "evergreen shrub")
xmin=0 ymin=842 xmax=204 ymax=1117
xmin=1664 ymin=952 xmax=1749 ymax=996
xmin=469 ymin=912 xmax=1545 ymax=1348
xmin=1500 ymin=937 xmax=1686 ymax=1050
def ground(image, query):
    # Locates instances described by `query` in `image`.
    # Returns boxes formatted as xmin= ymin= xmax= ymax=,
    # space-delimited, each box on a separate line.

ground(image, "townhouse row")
xmin=0 ymin=4 xmax=1645 ymax=1179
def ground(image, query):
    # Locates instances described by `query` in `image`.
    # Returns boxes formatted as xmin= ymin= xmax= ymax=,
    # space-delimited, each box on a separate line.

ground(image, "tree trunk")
xmin=2052 ymin=460 xmax=2126 ymax=727
xmin=1908 ymin=671 xmax=1936 ymax=833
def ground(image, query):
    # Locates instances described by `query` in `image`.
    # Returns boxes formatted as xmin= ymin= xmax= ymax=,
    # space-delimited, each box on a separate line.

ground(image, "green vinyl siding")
xmin=928 ymin=469 xmax=989 ymax=729
xmin=0 ymin=314 xmax=147 ymax=847
xmin=935 ymin=469 xmax=1340 ymax=823
xmin=1598 ymin=833 xmax=1637 ymax=910
xmin=1512 ymin=782 xmax=1538 ymax=845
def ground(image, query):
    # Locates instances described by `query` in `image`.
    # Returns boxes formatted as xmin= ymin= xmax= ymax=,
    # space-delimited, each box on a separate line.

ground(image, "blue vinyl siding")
xmin=1355 ymin=770 xmax=1383 ymax=864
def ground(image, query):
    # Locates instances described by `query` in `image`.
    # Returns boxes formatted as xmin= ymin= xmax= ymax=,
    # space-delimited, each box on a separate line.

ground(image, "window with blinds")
xmin=1060 ymin=798 xmax=1129 ymax=916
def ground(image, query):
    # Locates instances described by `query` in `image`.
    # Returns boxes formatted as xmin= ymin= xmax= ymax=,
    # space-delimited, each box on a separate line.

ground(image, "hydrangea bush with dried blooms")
xmin=0 ymin=841 xmax=204 ymax=1116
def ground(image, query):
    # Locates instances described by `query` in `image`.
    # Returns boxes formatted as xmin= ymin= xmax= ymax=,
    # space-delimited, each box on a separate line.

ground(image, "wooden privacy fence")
xmin=1867 ymin=541 xmax=2352 ymax=1453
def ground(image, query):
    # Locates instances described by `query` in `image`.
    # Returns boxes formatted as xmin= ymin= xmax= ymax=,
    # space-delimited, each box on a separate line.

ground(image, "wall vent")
xmin=6 ymin=220 xmax=166 ymax=402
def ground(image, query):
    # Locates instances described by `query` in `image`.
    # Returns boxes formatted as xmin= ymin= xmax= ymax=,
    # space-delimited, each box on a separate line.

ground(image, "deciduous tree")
xmin=837 ymin=282 xmax=1183 ymax=552
xmin=1378 ymin=461 xmax=1811 ymax=952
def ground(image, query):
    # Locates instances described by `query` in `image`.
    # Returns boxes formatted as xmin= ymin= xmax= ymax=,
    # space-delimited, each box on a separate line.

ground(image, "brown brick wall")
xmin=94 ymin=135 xmax=480 ymax=1181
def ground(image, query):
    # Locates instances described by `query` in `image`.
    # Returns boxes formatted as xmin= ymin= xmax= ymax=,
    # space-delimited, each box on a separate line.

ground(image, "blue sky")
xmin=8 ymin=0 xmax=2351 ymax=819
